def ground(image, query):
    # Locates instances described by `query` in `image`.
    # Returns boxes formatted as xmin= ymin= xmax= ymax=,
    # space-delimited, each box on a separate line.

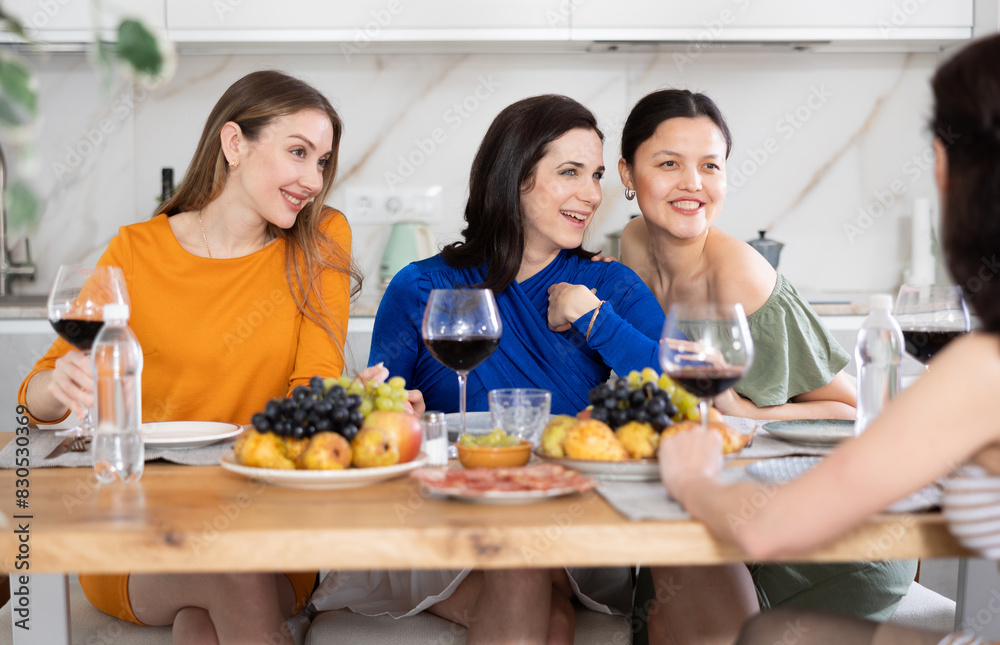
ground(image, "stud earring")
xmin=624 ymin=188 xmax=635 ymax=201
xmin=229 ymin=159 xmax=238 ymax=168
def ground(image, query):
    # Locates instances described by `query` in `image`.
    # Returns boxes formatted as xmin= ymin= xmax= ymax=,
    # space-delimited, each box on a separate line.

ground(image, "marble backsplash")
xmin=5 ymin=48 xmax=944 ymax=302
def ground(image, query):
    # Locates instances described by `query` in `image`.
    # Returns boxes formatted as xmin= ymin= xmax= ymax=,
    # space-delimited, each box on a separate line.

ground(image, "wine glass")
xmin=47 ymin=265 xmax=130 ymax=437
xmin=422 ymin=289 xmax=502 ymax=436
xmin=894 ymin=284 xmax=970 ymax=370
xmin=659 ymin=302 xmax=754 ymax=429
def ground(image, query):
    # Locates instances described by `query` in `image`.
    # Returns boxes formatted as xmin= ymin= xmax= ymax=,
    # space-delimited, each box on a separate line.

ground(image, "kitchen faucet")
xmin=0 ymin=141 xmax=36 ymax=296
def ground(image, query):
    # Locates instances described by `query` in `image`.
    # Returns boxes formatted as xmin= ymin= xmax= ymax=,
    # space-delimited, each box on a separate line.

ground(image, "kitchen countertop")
xmin=0 ymin=292 xmax=868 ymax=319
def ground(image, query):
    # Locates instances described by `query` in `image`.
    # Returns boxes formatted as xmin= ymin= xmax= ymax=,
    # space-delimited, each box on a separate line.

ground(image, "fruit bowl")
xmin=457 ymin=440 xmax=532 ymax=469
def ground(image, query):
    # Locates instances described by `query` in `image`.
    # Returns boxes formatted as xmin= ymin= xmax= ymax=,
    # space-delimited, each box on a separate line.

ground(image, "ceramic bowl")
xmin=456 ymin=440 xmax=532 ymax=469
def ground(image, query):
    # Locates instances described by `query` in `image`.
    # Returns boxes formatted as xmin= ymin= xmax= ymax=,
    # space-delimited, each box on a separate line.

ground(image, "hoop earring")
xmin=624 ymin=188 xmax=635 ymax=201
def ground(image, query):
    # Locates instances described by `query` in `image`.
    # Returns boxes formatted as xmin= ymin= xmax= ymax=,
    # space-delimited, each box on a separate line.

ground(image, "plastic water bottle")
xmin=854 ymin=294 xmax=903 ymax=435
xmin=91 ymin=303 xmax=144 ymax=483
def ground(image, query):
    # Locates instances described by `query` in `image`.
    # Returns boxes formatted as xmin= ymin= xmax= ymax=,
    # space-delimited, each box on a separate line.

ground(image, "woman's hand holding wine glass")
xmin=47 ymin=264 xmax=129 ymax=437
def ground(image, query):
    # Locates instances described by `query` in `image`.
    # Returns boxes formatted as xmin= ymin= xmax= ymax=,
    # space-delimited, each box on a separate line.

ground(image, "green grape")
xmin=323 ymin=377 xmax=337 ymax=392
xmin=375 ymin=396 xmax=395 ymax=411
xmin=358 ymin=399 xmax=374 ymax=416
xmin=484 ymin=428 xmax=505 ymax=446
xmin=626 ymin=370 xmax=641 ymax=388
xmin=391 ymin=401 xmax=405 ymax=412
xmin=459 ymin=433 xmax=477 ymax=446
xmin=388 ymin=376 xmax=406 ymax=390
xmin=640 ymin=367 xmax=658 ymax=383
xmin=347 ymin=382 xmax=365 ymax=396
xmin=376 ymin=383 xmax=392 ymax=398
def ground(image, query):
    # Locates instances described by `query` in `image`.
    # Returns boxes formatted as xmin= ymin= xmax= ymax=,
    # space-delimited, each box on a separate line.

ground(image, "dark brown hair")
xmin=932 ymin=34 xmax=1000 ymax=333
xmin=620 ymin=89 xmax=733 ymax=166
xmin=160 ymin=70 xmax=361 ymax=350
xmin=441 ymin=94 xmax=602 ymax=293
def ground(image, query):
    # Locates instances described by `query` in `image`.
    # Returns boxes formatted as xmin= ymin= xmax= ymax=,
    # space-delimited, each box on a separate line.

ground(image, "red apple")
xmin=361 ymin=411 xmax=423 ymax=464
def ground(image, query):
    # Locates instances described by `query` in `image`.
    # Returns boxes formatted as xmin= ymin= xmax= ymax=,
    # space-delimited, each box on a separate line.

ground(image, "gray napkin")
xmin=597 ymin=467 xmax=752 ymax=521
xmin=0 ymin=431 xmax=234 ymax=468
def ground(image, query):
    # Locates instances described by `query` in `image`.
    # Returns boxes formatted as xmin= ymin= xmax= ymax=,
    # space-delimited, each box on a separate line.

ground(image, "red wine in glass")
xmin=422 ymin=289 xmax=503 ymax=436
xmin=894 ymin=284 xmax=970 ymax=370
xmin=50 ymin=318 xmax=105 ymax=352
xmin=424 ymin=336 xmax=500 ymax=372
xmin=901 ymin=329 xmax=964 ymax=365
xmin=47 ymin=264 xmax=130 ymax=437
xmin=671 ymin=367 xmax=747 ymax=399
xmin=660 ymin=302 xmax=754 ymax=429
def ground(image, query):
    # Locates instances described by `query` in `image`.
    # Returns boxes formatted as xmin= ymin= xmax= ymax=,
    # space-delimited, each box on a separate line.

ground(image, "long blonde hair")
xmin=159 ymin=70 xmax=361 ymax=357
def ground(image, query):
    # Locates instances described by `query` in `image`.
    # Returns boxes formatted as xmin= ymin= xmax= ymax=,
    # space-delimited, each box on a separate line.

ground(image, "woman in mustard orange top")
xmin=19 ymin=70 xmax=358 ymax=644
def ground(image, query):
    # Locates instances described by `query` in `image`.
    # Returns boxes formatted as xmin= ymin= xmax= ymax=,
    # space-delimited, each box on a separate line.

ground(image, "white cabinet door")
xmin=572 ymin=0 xmax=973 ymax=41
xmin=3 ymin=0 xmax=165 ymax=40
xmin=167 ymin=0 xmax=569 ymax=41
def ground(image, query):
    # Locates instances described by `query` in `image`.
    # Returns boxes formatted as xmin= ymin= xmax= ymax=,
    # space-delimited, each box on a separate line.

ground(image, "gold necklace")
xmin=197 ymin=211 xmax=272 ymax=258
xmin=197 ymin=211 xmax=212 ymax=258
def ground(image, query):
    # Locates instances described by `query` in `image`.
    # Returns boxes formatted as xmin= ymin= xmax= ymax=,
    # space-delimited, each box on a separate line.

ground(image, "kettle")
xmin=747 ymin=230 xmax=784 ymax=269
xmin=379 ymin=222 xmax=436 ymax=288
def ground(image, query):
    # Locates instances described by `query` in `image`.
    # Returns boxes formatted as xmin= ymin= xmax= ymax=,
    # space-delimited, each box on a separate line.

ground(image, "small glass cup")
xmin=488 ymin=389 xmax=551 ymax=445
xmin=421 ymin=411 xmax=449 ymax=467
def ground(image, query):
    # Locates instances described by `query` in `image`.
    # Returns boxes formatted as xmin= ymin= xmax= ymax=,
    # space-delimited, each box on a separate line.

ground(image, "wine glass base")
xmin=54 ymin=425 xmax=94 ymax=439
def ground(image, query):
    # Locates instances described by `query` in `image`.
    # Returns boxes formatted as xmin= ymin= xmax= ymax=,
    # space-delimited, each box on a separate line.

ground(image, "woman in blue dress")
xmin=312 ymin=95 xmax=665 ymax=643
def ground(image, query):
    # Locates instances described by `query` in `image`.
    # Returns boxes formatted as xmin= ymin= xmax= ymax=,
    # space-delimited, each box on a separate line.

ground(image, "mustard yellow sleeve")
xmin=18 ymin=226 xmax=135 ymax=424
xmin=287 ymin=209 xmax=352 ymax=391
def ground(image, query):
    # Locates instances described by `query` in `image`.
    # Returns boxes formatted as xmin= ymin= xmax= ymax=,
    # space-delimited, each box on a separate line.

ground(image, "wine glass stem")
xmin=457 ymin=370 xmax=469 ymax=434
xmin=699 ymin=398 xmax=711 ymax=430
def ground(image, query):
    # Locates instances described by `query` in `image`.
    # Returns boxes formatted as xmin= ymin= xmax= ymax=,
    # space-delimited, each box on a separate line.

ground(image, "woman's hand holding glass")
xmin=47 ymin=264 xmax=129 ymax=437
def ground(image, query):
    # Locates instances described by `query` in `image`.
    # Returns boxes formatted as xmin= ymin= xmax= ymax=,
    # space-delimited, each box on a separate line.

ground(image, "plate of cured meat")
xmin=411 ymin=464 xmax=596 ymax=504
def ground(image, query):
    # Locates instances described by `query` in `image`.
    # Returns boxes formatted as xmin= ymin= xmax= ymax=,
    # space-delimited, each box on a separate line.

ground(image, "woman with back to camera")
xmin=616 ymin=89 xmax=919 ymax=643
xmin=19 ymin=70 xmax=357 ymax=644
xmin=310 ymin=94 xmax=666 ymax=644
xmin=656 ymin=32 xmax=1000 ymax=645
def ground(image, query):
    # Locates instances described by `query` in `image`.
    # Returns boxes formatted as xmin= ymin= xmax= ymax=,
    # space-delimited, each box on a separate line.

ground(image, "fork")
xmin=68 ymin=436 xmax=91 ymax=452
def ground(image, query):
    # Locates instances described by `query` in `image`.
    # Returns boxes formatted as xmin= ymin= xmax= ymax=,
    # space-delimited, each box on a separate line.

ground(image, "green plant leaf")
xmin=5 ymin=180 xmax=41 ymax=232
xmin=0 ymin=95 xmax=25 ymax=127
xmin=0 ymin=5 xmax=31 ymax=41
xmin=0 ymin=56 xmax=37 ymax=116
xmin=116 ymin=19 xmax=163 ymax=77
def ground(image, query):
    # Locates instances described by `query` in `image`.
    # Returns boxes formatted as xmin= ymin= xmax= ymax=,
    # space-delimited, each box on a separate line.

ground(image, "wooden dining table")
xmin=0 ymin=437 xmax=972 ymax=644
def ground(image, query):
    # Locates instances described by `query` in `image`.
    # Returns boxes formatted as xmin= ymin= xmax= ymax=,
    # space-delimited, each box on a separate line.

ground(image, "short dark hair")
xmin=620 ymin=89 xmax=733 ymax=166
xmin=931 ymin=34 xmax=1000 ymax=333
xmin=441 ymin=95 xmax=603 ymax=293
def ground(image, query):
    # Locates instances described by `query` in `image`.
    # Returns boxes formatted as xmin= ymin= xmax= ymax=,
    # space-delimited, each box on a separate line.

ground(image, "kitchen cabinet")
xmin=166 ymin=0 xmax=569 ymax=44
xmin=571 ymin=0 xmax=973 ymax=45
xmin=1 ymin=0 xmax=165 ymax=42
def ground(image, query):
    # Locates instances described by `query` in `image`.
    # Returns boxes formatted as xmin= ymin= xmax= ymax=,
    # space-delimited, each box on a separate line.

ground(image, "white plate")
xmin=533 ymin=449 xmax=660 ymax=482
xmin=762 ymin=419 xmax=855 ymax=446
xmin=421 ymin=485 xmax=588 ymax=504
xmin=141 ymin=421 xmax=243 ymax=448
xmin=219 ymin=453 xmax=426 ymax=489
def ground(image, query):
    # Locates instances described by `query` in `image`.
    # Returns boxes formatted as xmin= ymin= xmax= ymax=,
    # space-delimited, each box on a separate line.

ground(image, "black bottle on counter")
xmin=161 ymin=168 xmax=174 ymax=202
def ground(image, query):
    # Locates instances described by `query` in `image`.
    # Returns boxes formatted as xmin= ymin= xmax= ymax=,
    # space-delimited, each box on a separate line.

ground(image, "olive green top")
xmin=736 ymin=274 xmax=850 ymax=407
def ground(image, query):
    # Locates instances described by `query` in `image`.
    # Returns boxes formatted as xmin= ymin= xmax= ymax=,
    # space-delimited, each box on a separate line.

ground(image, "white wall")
xmin=7 ymin=48 xmax=942 ymax=302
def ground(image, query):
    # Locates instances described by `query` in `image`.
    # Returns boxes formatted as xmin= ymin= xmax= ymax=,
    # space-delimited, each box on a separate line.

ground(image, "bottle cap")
xmin=422 ymin=411 xmax=445 ymax=424
xmin=870 ymin=294 xmax=893 ymax=312
xmin=102 ymin=303 xmax=130 ymax=321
